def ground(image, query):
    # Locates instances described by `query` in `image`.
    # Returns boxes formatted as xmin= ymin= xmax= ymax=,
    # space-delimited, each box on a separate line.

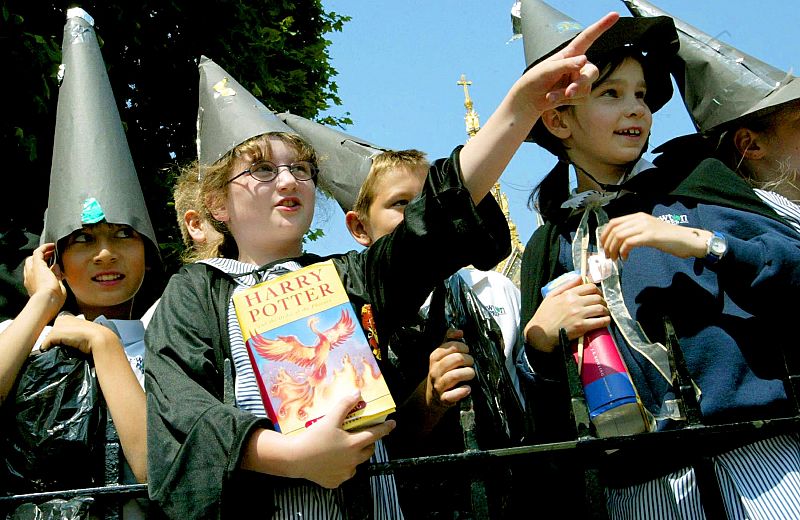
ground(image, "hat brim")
xmin=526 ymin=16 xmax=679 ymax=146
xmin=739 ymin=76 xmax=800 ymax=123
xmin=530 ymin=17 xmax=677 ymax=112
xmin=529 ymin=17 xmax=678 ymax=65
xmin=586 ymin=17 xmax=678 ymax=63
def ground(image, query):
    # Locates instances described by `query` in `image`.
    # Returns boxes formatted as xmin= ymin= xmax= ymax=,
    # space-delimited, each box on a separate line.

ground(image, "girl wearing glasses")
xmin=145 ymin=16 xmax=617 ymax=517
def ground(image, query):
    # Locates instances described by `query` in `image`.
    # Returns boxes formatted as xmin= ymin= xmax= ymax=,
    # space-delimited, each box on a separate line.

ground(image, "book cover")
xmin=233 ymin=260 xmax=396 ymax=435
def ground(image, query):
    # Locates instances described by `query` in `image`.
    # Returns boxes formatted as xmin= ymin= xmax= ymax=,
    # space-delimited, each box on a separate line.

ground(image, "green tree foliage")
xmin=0 ymin=0 xmax=350 ymax=270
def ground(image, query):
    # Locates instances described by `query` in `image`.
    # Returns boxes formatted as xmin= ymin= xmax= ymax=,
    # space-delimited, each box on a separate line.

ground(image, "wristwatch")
xmin=705 ymin=231 xmax=727 ymax=265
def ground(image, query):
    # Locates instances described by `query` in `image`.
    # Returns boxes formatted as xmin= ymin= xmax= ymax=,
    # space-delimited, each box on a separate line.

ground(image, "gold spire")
xmin=457 ymin=74 xmax=525 ymax=287
xmin=457 ymin=74 xmax=481 ymax=139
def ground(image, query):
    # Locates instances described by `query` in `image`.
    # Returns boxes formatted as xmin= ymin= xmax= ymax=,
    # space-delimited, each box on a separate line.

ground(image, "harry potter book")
xmin=233 ymin=260 xmax=395 ymax=435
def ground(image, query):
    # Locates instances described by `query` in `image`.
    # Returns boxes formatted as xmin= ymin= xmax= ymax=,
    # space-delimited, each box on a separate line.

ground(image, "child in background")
xmin=138 ymin=167 xmax=223 ymax=326
xmin=344 ymin=149 xmax=523 ymax=427
xmin=145 ymin=13 xmax=617 ymax=517
xmin=717 ymin=102 xmax=800 ymax=232
xmin=344 ymin=147 xmax=524 ymax=519
xmin=624 ymin=0 xmax=800 ymax=234
xmin=346 ymin=149 xmax=476 ymax=434
xmin=172 ymin=167 xmax=224 ymax=263
xmin=517 ymin=0 xmax=800 ymax=517
xmin=0 ymin=8 xmax=161 ymax=511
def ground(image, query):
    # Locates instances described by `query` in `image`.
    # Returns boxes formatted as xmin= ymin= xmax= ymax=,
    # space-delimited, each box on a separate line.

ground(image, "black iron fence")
xmin=3 ymin=319 xmax=799 ymax=519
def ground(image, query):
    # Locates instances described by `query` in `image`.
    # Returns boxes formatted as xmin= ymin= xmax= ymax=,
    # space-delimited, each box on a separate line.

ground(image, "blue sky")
xmin=307 ymin=0 xmax=797 ymax=256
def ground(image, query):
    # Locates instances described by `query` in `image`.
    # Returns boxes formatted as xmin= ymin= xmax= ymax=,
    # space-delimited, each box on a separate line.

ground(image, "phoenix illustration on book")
xmin=248 ymin=309 xmax=357 ymax=419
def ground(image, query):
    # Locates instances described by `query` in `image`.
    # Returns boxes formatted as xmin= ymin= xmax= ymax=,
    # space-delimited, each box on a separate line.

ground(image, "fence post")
xmin=460 ymin=396 xmax=490 ymax=518
xmin=101 ymin=405 xmax=123 ymax=520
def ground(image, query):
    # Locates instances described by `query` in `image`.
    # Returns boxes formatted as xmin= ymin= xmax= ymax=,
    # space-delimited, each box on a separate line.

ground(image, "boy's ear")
xmin=345 ymin=211 xmax=373 ymax=247
xmin=541 ymin=109 xmax=572 ymax=139
xmin=184 ymin=210 xmax=207 ymax=244
xmin=733 ymin=128 xmax=766 ymax=160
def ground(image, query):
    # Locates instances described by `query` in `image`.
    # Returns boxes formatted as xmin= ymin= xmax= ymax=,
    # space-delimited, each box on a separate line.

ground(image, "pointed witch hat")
xmin=516 ymin=0 xmax=679 ymax=114
xmin=278 ymin=113 xmax=388 ymax=213
xmin=196 ymin=56 xmax=295 ymax=166
xmin=42 ymin=7 xmax=157 ymax=257
xmin=623 ymin=0 xmax=800 ymax=133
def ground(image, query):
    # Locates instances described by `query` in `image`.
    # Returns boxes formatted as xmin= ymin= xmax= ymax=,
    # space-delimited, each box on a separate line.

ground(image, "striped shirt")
xmin=200 ymin=257 xmax=404 ymax=520
xmin=755 ymin=189 xmax=800 ymax=235
xmin=605 ymin=433 xmax=800 ymax=519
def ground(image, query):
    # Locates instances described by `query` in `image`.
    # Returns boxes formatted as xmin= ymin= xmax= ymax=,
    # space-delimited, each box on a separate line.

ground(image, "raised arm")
xmin=0 ymin=243 xmax=65 ymax=405
xmin=459 ymin=12 xmax=620 ymax=203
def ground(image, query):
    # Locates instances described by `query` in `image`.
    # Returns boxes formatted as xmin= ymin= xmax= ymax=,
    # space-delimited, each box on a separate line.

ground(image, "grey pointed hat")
xmin=517 ymin=0 xmax=679 ymax=114
xmin=623 ymin=0 xmax=800 ymax=133
xmin=197 ymin=56 xmax=295 ymax=166
xmin=278 ymin=113 xmax=387 ymax=213
xmin=42 ymin=7 xmax=157 ymax=254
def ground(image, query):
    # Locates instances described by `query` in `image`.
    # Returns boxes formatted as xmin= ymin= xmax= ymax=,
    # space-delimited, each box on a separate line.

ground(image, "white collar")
xmin=199 ymin=257 xmax=302 ymax=288
xmin=561 ymin=158 xmax=656 ymax=210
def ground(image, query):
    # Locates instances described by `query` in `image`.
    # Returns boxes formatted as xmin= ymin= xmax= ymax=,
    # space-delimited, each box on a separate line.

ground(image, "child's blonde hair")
xmin=173 ymin=168 xmax=200 ymax=247
xmin=198 ymin=132 xmax=318 ymax=259
xmin=171 ymin=166 xmax=214 ymax=263
xmin=352 ymin=149 xmax=429 ymax=220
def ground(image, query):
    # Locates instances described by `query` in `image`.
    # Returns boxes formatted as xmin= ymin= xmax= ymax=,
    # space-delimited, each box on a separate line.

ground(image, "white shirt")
xmin=755 ymin=188 xmax=800 ymax=235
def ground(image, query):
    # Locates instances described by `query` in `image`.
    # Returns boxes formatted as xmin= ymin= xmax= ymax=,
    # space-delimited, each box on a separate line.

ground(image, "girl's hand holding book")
xmin=289 ymin=392 xmax=396 ymax=489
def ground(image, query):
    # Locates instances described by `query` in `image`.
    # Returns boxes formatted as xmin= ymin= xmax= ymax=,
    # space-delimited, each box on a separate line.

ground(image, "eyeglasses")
xmin=227 ymin=160 xmax=317 ymax=184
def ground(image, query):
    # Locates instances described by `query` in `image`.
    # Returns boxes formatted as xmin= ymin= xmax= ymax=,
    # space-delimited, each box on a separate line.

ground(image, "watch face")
xmin=710 ymin=236 xmax=726 ymax=255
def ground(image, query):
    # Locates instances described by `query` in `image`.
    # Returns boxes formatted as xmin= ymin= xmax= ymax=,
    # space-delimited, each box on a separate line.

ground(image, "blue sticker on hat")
xmin=81 ymin=197 xmax=105 ymax=224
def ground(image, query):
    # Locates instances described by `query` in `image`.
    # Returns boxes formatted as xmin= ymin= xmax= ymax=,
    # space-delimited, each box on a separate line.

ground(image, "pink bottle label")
xmin=574 ymin=328 xmax=638 ymax=418
xmin=576 ymin=328 xmax=628 ymax=387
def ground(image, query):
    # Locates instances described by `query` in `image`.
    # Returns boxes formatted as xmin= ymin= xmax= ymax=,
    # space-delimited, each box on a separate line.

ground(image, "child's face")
xmin=561 ymin=57 xmax=652 ymax=179
xmin=219 ymin=136 xmax=315 ymax=259
xmin=364 ymin=165 xmax=427 ymax=242
xmin=61 ymin=222 xmax=146 ymax=317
